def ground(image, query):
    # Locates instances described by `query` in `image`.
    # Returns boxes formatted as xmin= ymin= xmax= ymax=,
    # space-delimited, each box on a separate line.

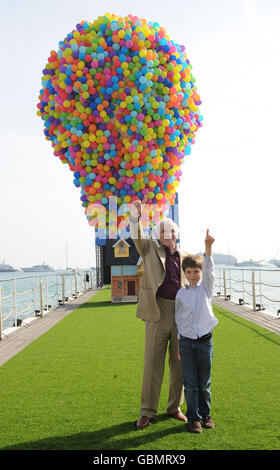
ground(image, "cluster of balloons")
xmin=37 ymin=13 xmax=203 ymax=232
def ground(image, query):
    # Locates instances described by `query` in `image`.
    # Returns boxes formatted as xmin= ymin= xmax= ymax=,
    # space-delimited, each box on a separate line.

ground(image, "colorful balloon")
xmin=37 ymin=13 xmax=202 ymax=230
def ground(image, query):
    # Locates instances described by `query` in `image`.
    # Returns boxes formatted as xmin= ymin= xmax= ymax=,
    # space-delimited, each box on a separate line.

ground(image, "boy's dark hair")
xmin=182 ymin=254 xmax=204 ymax=271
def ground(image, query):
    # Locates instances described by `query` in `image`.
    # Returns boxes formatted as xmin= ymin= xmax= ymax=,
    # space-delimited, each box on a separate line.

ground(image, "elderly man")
xmin=130 ymin=197 xmax=188 ymax=429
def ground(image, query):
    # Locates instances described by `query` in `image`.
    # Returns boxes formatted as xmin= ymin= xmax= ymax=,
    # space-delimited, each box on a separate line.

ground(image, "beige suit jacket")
xmin=131 ymin=219 xmax=188 ymax=322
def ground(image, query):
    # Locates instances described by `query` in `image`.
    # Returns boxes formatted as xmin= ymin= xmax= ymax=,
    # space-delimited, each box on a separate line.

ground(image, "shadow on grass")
xmin=0 ymin=414 xmax=186 ymax=451
xmin=214 ymin=306 xmax=280 ymax=346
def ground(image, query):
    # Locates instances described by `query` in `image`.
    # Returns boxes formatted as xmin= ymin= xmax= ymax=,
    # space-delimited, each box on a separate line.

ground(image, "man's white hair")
xmin=154 ymin=218 xmax=179 ymax=240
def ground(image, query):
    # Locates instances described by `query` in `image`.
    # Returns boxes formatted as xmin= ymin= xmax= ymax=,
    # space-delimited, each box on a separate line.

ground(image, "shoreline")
xmin=212 ymin=295 xmax=280 ymax=335
xmin=0 ymin=288 xmax=100 ymax=367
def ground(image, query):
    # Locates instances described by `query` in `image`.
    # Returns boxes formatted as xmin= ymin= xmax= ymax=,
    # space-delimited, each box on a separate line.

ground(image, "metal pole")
xmin=46 ymin=275 xmax=49 ymax=311
xmin=259 ymin=270 xmax=262 ymax=310
xmin=223 ymin=269 xmax=227 ymax=299
xmin=0 ymin=288 xmax=2 ymax=340
xmin=252 ymin=271 xmax=256 ymax=311
xmin=40 ymin=278 xmax=44 ymax=317
xmin=56 ymin=273 xmax=59 ymax=304
xmin=75 ymin=273 xmax=78 ymax=298
xmin=62 ymin=274 xmax=65 ymax=304
xmin=32 ymin=276 xmax=35 ymax=312
xmin=14 ymin=278 xmax=17 ymax=327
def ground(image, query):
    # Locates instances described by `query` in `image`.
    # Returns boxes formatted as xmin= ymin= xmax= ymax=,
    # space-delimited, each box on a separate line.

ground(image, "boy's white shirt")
xmin=175 ymin=256 xmax=218 ymax=339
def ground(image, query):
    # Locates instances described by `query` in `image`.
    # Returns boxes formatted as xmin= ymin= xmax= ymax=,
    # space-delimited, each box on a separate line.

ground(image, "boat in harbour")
xmin=269 ymin=259 xmax=280 ymax=268
xmin=0 ymin=260 xmax=21 ymax=272
xmin=21 ymin=262 xmax=55 ymax=272
xmin=58 ymin=244 xmax=76 ymax=272
xmin=235 ymin=259 xmax=275 ymax=268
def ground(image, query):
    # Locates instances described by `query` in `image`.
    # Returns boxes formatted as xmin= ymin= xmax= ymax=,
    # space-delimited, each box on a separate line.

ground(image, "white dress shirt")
xmin=175 ymin=256 xmax=218 ymax=339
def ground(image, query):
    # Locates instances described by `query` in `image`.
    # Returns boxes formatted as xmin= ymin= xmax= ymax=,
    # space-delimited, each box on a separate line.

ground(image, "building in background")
xmin=95 ymin=194 xmax=180 ymax=302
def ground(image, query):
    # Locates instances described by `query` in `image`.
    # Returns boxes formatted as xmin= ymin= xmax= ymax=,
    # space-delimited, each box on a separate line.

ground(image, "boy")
xmin=175 ymin=229 xmax=218 ymax=434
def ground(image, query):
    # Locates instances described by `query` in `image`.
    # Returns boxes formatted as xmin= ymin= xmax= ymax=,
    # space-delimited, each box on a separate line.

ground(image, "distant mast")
xmin=66 ymin=244 xmax=68 ymax=270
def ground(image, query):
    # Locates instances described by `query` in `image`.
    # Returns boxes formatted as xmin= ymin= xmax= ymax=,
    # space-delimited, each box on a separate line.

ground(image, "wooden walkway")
xmin=213 ymin=296 xmax=280 ymax=335
xmin=1 ymin=290 xmax=279 ymax=368
xmin=0 ymin=288 xmax=100 ymax=367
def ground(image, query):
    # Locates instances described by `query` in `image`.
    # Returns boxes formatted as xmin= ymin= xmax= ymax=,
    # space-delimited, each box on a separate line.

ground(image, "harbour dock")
xmin=1 ymin=287 xmax=279 ymax=368
xmin=213 ymin=296 xmax=280 ymax=335
xmin=0 ymin=287 xmax=279 ymax=451
xmin=0 ymin=288 xmax=100 ymax=367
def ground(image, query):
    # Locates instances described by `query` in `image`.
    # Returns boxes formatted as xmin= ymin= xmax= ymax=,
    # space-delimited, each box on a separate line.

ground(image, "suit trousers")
xmin=140 ymin=296 xmax=185 ymax=418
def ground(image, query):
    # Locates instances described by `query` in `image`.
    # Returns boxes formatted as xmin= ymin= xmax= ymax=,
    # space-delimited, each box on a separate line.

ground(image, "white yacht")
xmin=21 ymin=262 xmax=55 ymax=272
xmin=235 ymin=259 xmax=275 ymax=268
xmin=0 ymin=261 xmax=21 ymax=272
xmin=270 ymin=259 xmax=280 ymax=268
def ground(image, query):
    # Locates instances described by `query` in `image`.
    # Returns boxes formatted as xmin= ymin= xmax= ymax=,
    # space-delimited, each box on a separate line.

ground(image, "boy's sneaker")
xmin=201 ymin=415 xmax=215 ymax=429
xmin=187 ymin=420 xmax=202 ymax=434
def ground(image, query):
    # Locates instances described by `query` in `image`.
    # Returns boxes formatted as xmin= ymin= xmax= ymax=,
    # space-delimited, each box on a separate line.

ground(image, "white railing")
xmin=0 ymin=270 xmax=96 ymax=340
xmin=214 ymin=267 xmax=280 ymax=315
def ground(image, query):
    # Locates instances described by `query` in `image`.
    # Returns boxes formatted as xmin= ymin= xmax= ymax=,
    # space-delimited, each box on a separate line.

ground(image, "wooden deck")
xmin=213 ymin=296 xmax=280 ymax=335
xmin=1 ymin=290 xmax=279 ymax=368
xmin=0 ymin=288 xmax=100 ymax=367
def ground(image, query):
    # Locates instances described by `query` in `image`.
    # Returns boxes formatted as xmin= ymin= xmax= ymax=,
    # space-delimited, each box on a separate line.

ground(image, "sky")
xmin=0 ymin=0 xmax=280 ymax=269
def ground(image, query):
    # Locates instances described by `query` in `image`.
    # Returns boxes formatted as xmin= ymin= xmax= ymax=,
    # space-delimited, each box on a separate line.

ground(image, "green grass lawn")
xmin=0 ymin=287 xmax=279 ymax=451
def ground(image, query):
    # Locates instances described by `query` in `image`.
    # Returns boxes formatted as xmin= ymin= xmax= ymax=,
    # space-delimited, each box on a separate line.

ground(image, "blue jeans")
xmin=179 ymin=335 xmax=213 ymax=422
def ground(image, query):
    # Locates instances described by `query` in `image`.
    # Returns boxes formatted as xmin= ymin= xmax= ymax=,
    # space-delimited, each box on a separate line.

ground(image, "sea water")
xmin=1 ymin=266 xmax=279 ymax=332
xmin=214 ymin=266 xmax=280 ymax=316
xmin=0 ymin=269 xmax=96 ymax=330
